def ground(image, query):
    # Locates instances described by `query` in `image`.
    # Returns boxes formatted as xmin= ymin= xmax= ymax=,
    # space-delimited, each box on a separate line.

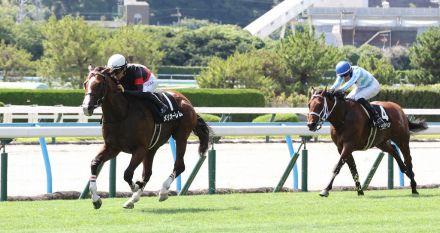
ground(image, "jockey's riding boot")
xmin=145 ymin=92 xmax=168 ymax=114
xmin=357 ymin=98 xmax=386 ymax=129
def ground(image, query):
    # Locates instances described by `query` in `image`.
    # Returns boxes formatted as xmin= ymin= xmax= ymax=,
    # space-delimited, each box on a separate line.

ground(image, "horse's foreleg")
xmin=320 ymin=157 xmax=345 ymax=197
xmin=346 ymin=154 xmax=364 ymax=196
xmin=90 ymin=158 xmax=102 ymax=208
xmin=89 ymin=145 xmax=120 ymax=209
xmin=123 ymin=147 xmax=146 ymax=209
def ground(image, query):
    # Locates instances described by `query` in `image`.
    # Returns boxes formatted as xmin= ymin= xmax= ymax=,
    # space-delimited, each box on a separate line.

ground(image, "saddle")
xmin=150 ymin=91 xmax=183 ymax=123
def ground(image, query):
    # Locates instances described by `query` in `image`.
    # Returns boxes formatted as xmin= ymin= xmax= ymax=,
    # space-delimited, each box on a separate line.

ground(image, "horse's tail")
xmin=408 ymin=118 xmax=428 ymax=133
xmin=193 ymin=114 xmax=212 ymax=156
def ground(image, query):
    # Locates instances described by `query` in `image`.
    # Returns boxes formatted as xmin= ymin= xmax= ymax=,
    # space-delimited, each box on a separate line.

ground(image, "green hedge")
xmin=198 ymin=113 xmax=221 ymax=122
xmin=177 ymin=88 xmax=265 ymax=121
xmin=374 ymin=85 xmax=440 ymax=108
xmin=0 ymin=88 xmax=265 ymax=122
xmin=0 ymin=89 xmax=84 ymax=106
xmin=158 ymin=66 xmax=205 ymax=75
xmin=0 ymin=88 xmax=264 ymax=107
xmin=252 ymin=113 xmax=298 ymax=122
xmin=176 ymin=88 xmax=265 ymax=107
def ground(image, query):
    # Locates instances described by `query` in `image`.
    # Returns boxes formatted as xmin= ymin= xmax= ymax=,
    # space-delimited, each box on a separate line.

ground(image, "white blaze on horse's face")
xmin=82 ymin=75 xmax=102 ymax=116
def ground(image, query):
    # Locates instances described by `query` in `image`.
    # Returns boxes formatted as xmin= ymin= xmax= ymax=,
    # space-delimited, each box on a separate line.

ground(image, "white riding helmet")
xmin=107 ymin=54 xmax=127 ymax=72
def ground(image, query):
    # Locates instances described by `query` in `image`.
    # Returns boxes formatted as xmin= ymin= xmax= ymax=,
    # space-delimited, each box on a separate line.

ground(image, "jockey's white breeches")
xmin=346 ymin=78 xmax=380 ymax=101
xmin=142 ymin=73 xmax=159 ymax=92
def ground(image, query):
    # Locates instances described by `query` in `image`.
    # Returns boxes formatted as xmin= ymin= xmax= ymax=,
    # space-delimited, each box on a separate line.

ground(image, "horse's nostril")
xmin=307 ymin=122 xmax=317 ymax=131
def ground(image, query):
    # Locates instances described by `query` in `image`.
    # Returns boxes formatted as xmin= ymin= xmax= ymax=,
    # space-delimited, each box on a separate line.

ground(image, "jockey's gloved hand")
xmin=117 ymin=84 xmax=124 ymax=93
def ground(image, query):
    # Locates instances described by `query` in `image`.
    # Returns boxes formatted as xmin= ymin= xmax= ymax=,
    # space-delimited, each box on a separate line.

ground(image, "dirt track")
xmin=3 ymin=140 xmax=440 ymax=197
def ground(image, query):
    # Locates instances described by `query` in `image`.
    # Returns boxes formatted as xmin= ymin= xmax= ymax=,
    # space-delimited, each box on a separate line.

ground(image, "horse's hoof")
xmin=319 ymin=190 xmax=329 ymax=197
xmin=159 ymin=193 xmax=169 ymax=202
xmin=123 ymin=202 xmax=134 ymax=209
xmin=412 ymin=190 xmax=419 ymax=195
xmin=358 ymin=190 xmax=364 ymax=196
xmin=92 ymin=199 xmax=102 ymax=209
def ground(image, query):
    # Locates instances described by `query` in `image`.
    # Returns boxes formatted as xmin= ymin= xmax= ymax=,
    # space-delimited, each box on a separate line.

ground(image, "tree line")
xmin=0 ymin=14 xmax=439 ymax=105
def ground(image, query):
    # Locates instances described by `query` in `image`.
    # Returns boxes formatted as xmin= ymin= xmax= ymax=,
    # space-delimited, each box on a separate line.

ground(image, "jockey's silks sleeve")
xmin=330 ymin=76 xmax=343 ymax=90
xmin=340 ymin=66 xmax=375 ymax=91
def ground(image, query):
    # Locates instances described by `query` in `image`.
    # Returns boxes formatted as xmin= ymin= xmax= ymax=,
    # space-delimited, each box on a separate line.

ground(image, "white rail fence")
xmin=0 ymin=106 xmax=439 ymax=137
xmin=0 ymin=106 xmax=440 ymax=123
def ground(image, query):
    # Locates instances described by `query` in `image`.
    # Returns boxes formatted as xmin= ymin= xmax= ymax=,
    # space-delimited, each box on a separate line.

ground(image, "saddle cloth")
xmin=152 ymin=91 xmax=183 ymax=123
xmin=371 ymin=104 xmax=391 ymax=128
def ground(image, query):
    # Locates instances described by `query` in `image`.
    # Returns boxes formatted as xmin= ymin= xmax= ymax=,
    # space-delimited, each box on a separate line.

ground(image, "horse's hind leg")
xmin=89 ymin=144 xmax=120 ymax=209
xmin=159 ymin=135 xmax=190 ymax=202
xmin=122 ymin=147 xmax=147 ymax=209
xmin=377 ymin=140 xmax=418 ymax=194
xmin=346 ymin=154 xmax=364 ymax=196
xmin=393 ymin=140 xmax=418 ymax=195
xmin=377 ymin=141 xmax=406 ymax=174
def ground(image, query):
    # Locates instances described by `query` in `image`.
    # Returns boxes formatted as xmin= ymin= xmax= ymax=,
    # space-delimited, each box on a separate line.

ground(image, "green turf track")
xmin=1 ymin=189 xmax=439 ymax=233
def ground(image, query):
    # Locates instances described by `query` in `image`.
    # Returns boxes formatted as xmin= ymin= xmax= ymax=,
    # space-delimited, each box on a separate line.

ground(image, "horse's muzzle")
xmin=307 ymin=122 xmax=318 ymax=132
xmin=83 ymin=106 xmax=94 ymax=116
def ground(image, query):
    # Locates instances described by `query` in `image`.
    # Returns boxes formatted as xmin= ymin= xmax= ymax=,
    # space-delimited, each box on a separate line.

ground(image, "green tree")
xmin=11 ymin=19 xmax=44 ymax=60
xmin=279 ymin=28 xmax=342 ymax=94
xmin=38 ymin=16 xmax=101 ymax=88
xmin=161 ymin=24 xmax=265 ymax=66
xmin=0 ymin=41 xmax=34 ymax=81
xmin=358 ymin=55 xmax=395 ymax=85
xmin=197 ymin=52 xmax=275 ymax=99
xmin=409 ymin=27 xmax=440 ymax=83
xmin=100 ymin=25 xmax=163 ymax=71
xmin=340 ymin=46 xmax=360 ymax=65
xmin=0 ymin=18 xmax=15 ymax=45
xmin=383 ymin=46 xmax=410 ymax=70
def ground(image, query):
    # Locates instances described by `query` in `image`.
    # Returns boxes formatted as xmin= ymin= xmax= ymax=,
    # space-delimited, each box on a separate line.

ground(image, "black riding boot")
xmin=357 ymin=98 xmax=386 ymax=129
xmin=144 ymin=92 xmax=169 ymax=114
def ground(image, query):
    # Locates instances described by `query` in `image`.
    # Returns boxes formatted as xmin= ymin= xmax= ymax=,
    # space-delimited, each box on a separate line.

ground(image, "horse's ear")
xmin=88 ymin=64 xmax=93 ymax=72
xmin=309 ymin=87 xmax=315 ymax=99
xmin=324 ymin=85 xmax=328 ymax=93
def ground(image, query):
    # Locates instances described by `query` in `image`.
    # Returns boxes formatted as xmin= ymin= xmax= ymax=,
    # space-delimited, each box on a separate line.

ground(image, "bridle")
xmin=84 ymin=70 xmax=119 ymax=108
xmin=308 ymin=93 xmax=338 ymax=130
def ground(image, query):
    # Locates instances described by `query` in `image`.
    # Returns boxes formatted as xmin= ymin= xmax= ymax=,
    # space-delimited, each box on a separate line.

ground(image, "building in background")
xmin=124 ymin=0 xmax=150 ymax=25
xmin=245 ymin=0 xmax=440 ymax=48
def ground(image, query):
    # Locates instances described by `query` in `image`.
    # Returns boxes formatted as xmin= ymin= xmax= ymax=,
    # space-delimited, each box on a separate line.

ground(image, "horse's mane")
xmin=314 ymin=89 xmax=346 ymax=102
xmin=87 ymin=66 xmax=111 ymax=79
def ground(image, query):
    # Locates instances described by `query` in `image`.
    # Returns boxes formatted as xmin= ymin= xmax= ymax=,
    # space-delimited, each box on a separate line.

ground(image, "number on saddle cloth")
xmin=372 ymin=105 xmax=389 ymax=122
xmin=152 ymin=91 xmax=184 ymax=123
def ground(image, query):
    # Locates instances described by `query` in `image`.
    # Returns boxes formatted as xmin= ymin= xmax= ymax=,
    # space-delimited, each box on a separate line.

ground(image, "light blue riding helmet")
xmin=335 ymin=61 xmax=352 ymax=77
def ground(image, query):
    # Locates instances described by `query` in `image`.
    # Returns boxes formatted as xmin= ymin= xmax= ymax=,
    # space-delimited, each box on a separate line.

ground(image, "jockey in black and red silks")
xmin=107 ymin=54 xmax=168 ymax=115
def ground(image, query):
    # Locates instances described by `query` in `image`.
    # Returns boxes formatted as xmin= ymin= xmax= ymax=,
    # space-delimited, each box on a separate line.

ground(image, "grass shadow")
xmin=140 ymin=206 xmax=242 ymax=215
xmin=365 ymin=194 xmax=438 ymax=199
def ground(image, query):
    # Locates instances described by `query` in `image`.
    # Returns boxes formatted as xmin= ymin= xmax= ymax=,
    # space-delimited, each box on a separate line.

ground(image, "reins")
xmin=309 ymin=93 xmax=338 ymax=130
xmin=86 ymin=69 xmax=129 ymax=124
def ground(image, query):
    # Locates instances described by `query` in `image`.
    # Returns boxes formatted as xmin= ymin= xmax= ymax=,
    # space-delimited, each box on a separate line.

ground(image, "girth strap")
xmin=148 ymin=124 xmax=162 ymax=149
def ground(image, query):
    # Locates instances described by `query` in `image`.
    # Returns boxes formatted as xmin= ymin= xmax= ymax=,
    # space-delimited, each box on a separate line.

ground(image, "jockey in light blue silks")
xmin=330 ymin=61 xmax=388 ymax=130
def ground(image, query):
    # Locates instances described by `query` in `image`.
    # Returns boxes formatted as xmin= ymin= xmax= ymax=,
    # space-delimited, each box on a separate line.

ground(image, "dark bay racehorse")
xmin=307 ymin=88 xmax=427 ymax=197
xmin=82 ymin=66 xmax=211 ymax=209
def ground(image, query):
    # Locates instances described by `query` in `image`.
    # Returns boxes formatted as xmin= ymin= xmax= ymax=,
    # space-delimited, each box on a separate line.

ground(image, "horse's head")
xmin=82 ymin=66 xmax=117 ymax=116
xmin=307 ymin=87 xmax=340 ymax=131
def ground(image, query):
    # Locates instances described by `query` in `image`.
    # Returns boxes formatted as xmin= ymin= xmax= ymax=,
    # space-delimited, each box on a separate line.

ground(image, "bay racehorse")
xmin=82 ymin=66 xmax=211 ymax=209
xmin=307 ymin=88 xmax=427 ymax=197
